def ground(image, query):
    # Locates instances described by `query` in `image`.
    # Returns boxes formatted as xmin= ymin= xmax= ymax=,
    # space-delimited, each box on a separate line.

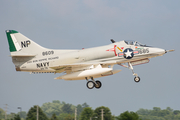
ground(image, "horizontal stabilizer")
xmin=10 ymin=52 xmax=36 ymax=57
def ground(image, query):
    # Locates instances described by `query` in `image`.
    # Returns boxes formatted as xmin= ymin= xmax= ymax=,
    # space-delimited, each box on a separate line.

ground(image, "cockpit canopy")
xmin=124 ymin=40 xmax=146 ymax=47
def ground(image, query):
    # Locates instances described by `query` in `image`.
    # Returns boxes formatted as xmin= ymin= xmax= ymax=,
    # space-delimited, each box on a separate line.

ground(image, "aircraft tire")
xmin=95 ymin=80 xmax=102 ymax=89
xmin=87 ymin=81 xmax=94 ymax=89
xmin=134 ymin=76 xmax=140 ymax=83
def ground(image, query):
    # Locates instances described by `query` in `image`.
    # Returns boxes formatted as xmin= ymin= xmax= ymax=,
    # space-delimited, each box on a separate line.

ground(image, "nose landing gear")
xmin=128 ymin=62 xmax=140 ymax=83
xmin=119 ymin=62 xmax=141 ymax=83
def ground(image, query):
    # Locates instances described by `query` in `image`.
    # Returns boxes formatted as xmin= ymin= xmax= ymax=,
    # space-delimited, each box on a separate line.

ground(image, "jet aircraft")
xmin=6 ymin=30 xmax=174 ymax=89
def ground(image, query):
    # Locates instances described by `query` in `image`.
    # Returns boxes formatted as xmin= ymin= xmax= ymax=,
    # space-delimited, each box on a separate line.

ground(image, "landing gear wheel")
xmin=87 ymin=81 xmax=94 ymax=89
xmin=95 ymin=80 xmax=102 ymax=89
xmin=134 ymin=76 xmax=140 ymax=83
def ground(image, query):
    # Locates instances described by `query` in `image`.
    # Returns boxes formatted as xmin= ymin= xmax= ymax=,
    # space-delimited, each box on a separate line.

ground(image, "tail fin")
xmin=6 ymin=30 xmax=47 ymax=57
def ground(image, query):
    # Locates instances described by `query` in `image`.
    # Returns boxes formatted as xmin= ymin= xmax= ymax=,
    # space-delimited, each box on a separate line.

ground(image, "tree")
xmin=173 ymin=110 xmax=180 ymax=115
xmin=0 ymin=108 xmax=5 ymax=119
xmin=58 ymin=113 xmax=74 ymax=120
xmin=62 ymin=104 xmax=73 ymax=114
xmin=14 ymin=114 xmax=21 ymax=120
xmin=117 ymin=111 xmax=140 ymax=120
xmin=82 ymin=103 xmax=89 ymax=108
xmin=150 ymin=107 xmax=161 ymax=116
xmin=76 ymin=104 xmax=83 ymax=116
xmin=136 ymin=107 xmax=180 ymax=120
xmin=51 ymin=113 xmax=58 ymax=120
xmin=79 ymin=107 xmax=93 ymax=120
xmin=158 ymin=110 xmax=170 ymax=117
xmin=76 ymin=102 xmax=90 ymax=119
xmin=174 ymin=113 xmax=180 ymax=120
xmin=136 ymin=108 xmax=150 ymax=115
xmin=53 ymin=100 xmax=61 ymax=104
xmin=18 ymin=111 xmax=27 ymax=119
xmin=41 ymin=100 xmax=63 ymax=118
xmin=153 ymin=107 xmax=161 ymax=112
xmin=64 ymin=114 xmax=74 ymax=120
xmin=93 ymin=106 xmax=114 ymax=120
xmin=26 ymin=105 xmax=49 ymax=120
xmin=166 ymin=107 xmax=173 ymax=112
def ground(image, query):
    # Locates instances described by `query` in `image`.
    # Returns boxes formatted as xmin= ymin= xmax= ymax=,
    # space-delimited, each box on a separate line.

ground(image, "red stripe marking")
xmin=114 ymin=45 xmax=117 ymax=56
xmin=119 ymin=53 xmax=123 ymax=56
xmin=106 ymin=48 xmax=115 ymax=51
xmin=133 ymin=51 xmax=138 ymax=54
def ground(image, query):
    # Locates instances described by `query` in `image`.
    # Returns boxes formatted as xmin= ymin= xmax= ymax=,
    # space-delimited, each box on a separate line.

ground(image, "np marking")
xmin=21 ymin=40 xmax=31 ymax=48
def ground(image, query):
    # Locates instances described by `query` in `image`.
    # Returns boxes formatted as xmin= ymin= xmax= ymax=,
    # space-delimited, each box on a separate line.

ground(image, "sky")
xmin=0 ymin=0 xmax=180 ymax=116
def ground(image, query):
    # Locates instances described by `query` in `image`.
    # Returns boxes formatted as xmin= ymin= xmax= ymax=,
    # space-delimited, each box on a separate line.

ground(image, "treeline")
xmin=0 ymin=100 xmax=180 ymax=120
xmin=137 ymin=107 xmax=180 ymax=120
xmin=41 ymin=100 xmax=90 ymax=119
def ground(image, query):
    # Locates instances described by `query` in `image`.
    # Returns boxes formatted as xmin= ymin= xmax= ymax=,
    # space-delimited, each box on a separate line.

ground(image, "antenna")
xmin=110 ymin=39 xmax=116 ymax=43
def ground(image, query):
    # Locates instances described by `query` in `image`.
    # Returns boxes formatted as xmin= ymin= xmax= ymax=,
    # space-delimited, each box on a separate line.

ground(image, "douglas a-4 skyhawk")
xmin=6 ymin=30 xmax=174 ymax=89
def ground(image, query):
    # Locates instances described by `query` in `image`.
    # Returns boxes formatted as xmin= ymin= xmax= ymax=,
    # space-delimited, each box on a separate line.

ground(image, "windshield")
xmin=124 ymin=40 xmax=146 ymax=46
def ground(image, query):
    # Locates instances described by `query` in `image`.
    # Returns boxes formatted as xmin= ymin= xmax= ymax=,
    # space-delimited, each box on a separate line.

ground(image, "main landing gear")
xmin=86 ymin=77 xmax=102 ymax=89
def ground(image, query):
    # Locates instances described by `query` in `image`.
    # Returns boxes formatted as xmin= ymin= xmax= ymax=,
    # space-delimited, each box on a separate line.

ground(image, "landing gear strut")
xmin=128 ymin=62 xmax=140 ymax=83
xmin=86 ymin=77 xmax=102 ymax=89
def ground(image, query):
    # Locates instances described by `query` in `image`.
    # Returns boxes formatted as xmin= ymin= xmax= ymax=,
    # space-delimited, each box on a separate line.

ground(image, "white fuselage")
xmin=16 ymin=41 xmax=165 ymax=74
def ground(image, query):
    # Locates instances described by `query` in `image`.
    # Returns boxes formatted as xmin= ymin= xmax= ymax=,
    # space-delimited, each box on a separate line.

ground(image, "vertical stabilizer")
xmin=6 ymin=30 xmax=47 ymax=56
